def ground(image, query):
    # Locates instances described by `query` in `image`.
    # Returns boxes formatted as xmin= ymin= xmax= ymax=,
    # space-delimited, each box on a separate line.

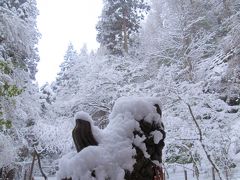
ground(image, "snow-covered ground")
xmin=34 ymin=177 xmax=56 ymax=180
xmin=167 ymin=172 xmax=240 ymax=180
xmin=167 ymin=167 xmax=240 ymax=180
xmin=35 ymin=166 xmax=240 ymax=180
xmin=35 ymin=172 xmax=240 ymax=180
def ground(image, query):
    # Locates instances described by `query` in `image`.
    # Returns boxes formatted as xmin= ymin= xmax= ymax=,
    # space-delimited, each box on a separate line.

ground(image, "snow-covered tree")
xmin=0 ymin=0 xmax=39 ymax=79
xmin=96 ymin=0 xmax=150 ymax=55
xmin=0 ymin=0 xmax=42 ymax=178
xmin=54 ymin=43 xmax=79 ymax=91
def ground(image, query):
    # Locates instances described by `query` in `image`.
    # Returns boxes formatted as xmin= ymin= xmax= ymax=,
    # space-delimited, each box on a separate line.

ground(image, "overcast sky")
xmin=36 ymin=0 xmax=103 ymax=86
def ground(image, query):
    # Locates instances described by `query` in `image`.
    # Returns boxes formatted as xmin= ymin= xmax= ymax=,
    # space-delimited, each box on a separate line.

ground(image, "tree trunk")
xmin=122 ymin=9 xmax=128 ymax=54
xmin=123 ymin=23 xmax=128 ymax=53
xmin=35 ymin=150 xmax=47 ymax=180
xmin=29 ymin=152 xmax=36 ymax=180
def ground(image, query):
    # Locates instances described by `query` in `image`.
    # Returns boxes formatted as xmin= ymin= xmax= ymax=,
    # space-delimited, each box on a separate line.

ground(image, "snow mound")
xmin=110 ymin=97 xmax=162 ymax=122
xmin=74 ymin=111 xmax=93 ymax=123
xmin=57 ymin=97 xmax=164 ymax=180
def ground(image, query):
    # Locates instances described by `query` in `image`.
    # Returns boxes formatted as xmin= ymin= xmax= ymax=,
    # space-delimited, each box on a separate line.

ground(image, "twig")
xmin=81 ymin=102 xmax=111 ymax=111
xmin=171 ymin=164 xmax=195 ymax=172
xmin=175 ymin=138 xmax=200 ymax=141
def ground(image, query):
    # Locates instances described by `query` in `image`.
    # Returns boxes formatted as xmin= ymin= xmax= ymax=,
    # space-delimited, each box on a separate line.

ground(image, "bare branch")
xmin=185 ymin=102 xmax=223 ymax=180
xmin=175 ymin=138 xmax=200 ymax=141
xmin=81 ymin=102 xmax=111 ymax=112
xmin=186 ymin=103 xmax=203 ymax=142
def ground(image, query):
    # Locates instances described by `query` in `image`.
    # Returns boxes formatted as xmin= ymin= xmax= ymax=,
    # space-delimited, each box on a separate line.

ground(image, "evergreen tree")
xmin=62 ymin=43 xmax=78 ymax=71
xmin=96 ymin=0 xmax=150 ymax=55
xmin=55 ymin=43 xmax=79 ymax=89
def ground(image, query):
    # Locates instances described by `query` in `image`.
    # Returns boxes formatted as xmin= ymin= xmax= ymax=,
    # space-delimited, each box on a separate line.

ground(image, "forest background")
xmin=0 ymin=0 xmax=240 ymax=179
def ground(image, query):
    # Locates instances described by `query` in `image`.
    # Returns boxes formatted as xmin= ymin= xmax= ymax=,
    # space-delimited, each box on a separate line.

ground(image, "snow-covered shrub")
xmin=0 ymin=133 xmax=15 ymax=169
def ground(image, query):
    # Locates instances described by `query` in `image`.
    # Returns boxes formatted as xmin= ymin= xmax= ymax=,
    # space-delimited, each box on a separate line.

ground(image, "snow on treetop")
xmin=43 ymin=84 xmax=55 ymax=95
xmin=110 ymin=96 xmax=162 ymax=123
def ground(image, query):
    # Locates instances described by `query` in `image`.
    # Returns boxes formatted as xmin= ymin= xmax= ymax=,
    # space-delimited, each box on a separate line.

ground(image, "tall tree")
xmin=96 ymin=0 xmax=150 ymax=55
xmin=0 ymin=0 xmax=42 ymax=178
xmin=55 ymin=43 xmax=79 ymax=89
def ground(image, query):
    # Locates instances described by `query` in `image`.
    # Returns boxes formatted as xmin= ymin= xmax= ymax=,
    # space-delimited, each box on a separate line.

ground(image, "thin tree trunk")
xmin=186 ymin=103 xmax=223 ymax=180
xmin=35 ymin=150 xmax=47 ymax=180
xmin=225 ymin=168 xmax=229 ymax=180
xmin=123 ymin=23 xmax=128 ymax=53
xmin=122 ymin=9 xmax=128 ymax=53
xmin=212 ymin=167 xmax=216 ymax=180
xmin=184 ymin=170 xmax=188 ymax=180
xmin=29 ymin=152 xmax=36 ymax=180
xmin=24 ymin=170 xmax=27 ymax=180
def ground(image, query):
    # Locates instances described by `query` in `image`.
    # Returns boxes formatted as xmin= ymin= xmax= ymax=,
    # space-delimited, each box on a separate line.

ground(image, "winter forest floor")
xmin=35 ymin=171 xmax=240 ymax=180
xmin=34 ymin=166 xmax=240 ymax=180
xmin=167 ymin=169 xmax=240 ymax=180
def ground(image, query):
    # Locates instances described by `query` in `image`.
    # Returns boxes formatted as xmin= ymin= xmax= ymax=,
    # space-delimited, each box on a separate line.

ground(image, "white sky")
xmin=36 ymin=0 xmax=103 ymax=86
